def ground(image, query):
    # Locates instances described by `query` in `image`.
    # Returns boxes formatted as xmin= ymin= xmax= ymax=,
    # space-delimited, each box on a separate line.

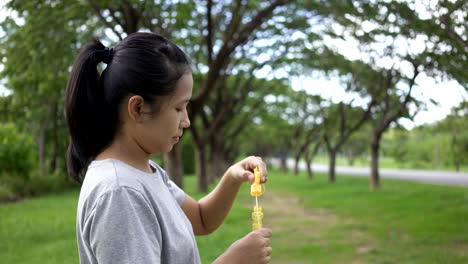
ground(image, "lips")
xmin=173 ymin=132 xmax=183 ymax=143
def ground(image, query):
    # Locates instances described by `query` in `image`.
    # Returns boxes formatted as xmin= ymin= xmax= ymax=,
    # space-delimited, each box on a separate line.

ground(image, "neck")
xmin=96 ymin=133 xmax=154 ymax=173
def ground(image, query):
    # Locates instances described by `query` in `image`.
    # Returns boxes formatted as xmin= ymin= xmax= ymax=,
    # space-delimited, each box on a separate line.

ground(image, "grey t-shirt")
xmin=76 ymin=159 xmax=201 ymax=264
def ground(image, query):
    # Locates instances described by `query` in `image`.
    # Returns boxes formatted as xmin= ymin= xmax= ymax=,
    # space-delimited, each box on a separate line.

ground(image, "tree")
xmin=353 ymin=0 xmax=466 ymax=188
xmin=322 ymin=100 xmax=373 ymax=182
xmin=237 ymin=92 xmax=292 ymax=171
xmin=282 ymin=91 xmax=322 ymax=176
xmin=84 ymin=0 xmax=316 ymax=192
xmin=313 ymin=0 xmax=467 ymax=189
xmin=367 ymin=62 xmax=421 ymax=189
xmin=1 ymin=1 xmax=94 ymax=177
xmin=439 ymin=101 xmax=468 ymax=171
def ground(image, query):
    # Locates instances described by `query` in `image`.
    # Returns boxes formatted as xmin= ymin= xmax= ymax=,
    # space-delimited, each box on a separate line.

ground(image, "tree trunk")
xmin=305 ymin=151 xmax=313 ymax=179
xmin=37 ymin=126 xmax=47 ymax=177
xmin=212 ymin=154 xmax=230 ymax=181
xmin=163 ymin=143 xmax=184 ymax=189
xmin=49 ymin=102 xmax=58 ymax=173
xmin=279 ymin=150 xmax=288 ymax=173
xmin=195 ymin=144 xmax=209 ymax=193
xmin=305 ymin=143 xmax=321 ymax=179
xmin=370 ymin=133 xmax=381 ymax=190
xmin=328 ymin=150 xmax=337 ymax=183
xmin=293 ymin=152 xmax=300 ymax=176
xmin=208 ymin=136 xmax=230 ymax=185
xmin=209 ymin=145 xmax=230 ymax=184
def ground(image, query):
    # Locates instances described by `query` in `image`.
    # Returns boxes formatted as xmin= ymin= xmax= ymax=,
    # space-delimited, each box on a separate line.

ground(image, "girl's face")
xmin=136 ymin=73 xmax=193 ymax=154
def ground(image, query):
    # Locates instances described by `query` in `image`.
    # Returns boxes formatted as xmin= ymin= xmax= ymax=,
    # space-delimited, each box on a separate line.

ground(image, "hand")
xmin=215 ymin=228 xmax=273 ymax=264
xmin=226 ymin=156 xmax=268 ymax=184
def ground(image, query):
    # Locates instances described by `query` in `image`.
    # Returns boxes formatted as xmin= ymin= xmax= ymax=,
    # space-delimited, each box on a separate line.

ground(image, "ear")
xmin=127 ymin=95 xmax=146 ymax=122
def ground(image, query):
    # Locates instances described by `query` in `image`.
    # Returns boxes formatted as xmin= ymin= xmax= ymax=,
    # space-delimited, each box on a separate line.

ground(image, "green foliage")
xmin=1 ymin=1 xmax=96 ymax=180
xmin=0 ymin=95 xmax=13 ymax=122
xmin=1 ymin=0 xmax=466 ymax=197
xmin=0 ymin=122 xmax=77 ymax=201
xmin=382 ymin=101 xmax=468 ymax=171
xmin=436 ymin=101 xmax=468 ymax=170
xmin=0 ymin=123 xmax=36 ymax=179
xmin=341 ymin=124 xmax=371 ymax=165
xmin=181 ymin=134 xmax=195 ymax=174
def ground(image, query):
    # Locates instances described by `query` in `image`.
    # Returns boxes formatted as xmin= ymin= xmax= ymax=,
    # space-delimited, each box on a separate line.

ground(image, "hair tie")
xmin=97 ymin=47 xmax=114 ymax=64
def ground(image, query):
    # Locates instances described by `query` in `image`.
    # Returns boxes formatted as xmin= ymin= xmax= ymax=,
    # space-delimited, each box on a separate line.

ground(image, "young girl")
xmin=65 ymin=32 xmax=272 ymax=263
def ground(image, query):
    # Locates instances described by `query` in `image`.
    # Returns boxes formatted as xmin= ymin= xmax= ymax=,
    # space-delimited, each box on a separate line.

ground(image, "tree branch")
xmin=440 ymin=0 xmax=468 ymax=48
xmin=88 ymin=0 xmax=123 ymax=40
xmin=206 ymin=0 xmax=214 ymax=64
xmin=378 ymin=63 xmax=420 ymax=135
xmin=191 ymin=0 xmax=288 ymax=116
xmin=223 ymin=0 xmax=243 ymax=46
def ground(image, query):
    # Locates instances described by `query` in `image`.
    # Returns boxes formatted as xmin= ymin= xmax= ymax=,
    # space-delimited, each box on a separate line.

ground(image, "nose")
xmin=181 ymin=112 xmax=190 ymax=128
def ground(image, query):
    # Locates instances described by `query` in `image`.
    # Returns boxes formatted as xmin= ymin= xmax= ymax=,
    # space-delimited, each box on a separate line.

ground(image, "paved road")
xmin=272 ymin=159 xmax=468 ymax=186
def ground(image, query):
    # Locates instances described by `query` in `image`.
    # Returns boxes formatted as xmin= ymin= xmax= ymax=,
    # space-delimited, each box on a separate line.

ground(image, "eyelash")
xmin=177 ymin=103 xmax=190 ymax=112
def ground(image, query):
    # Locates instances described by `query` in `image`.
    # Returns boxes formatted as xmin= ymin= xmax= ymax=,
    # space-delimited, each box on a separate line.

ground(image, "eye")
xmin=176 ymin=101 xmax=190 ymax=113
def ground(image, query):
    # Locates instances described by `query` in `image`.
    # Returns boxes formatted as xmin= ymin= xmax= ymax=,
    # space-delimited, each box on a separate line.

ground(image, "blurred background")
xmin=0 ymin=0 xmax=467 ymax=263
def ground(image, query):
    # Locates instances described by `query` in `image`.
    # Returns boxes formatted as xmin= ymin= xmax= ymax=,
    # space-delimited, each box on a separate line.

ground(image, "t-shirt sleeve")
xmin=85 ymin=187 xmax=162 ymax=264
xmin=166 ymin=179 xmax=186 ymax=205
xmin=152 ymin=162 xmax=186 ymax=206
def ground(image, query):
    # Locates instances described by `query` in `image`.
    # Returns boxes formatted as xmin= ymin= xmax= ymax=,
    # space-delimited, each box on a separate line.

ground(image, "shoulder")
xmin=78 ymin=159 xmax=155 ymax=224
xmin=80 ymin=159 xmax=147 ymax=203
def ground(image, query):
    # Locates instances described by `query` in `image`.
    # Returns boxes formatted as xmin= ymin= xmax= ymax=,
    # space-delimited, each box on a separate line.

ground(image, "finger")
xmin=258 ymin=228 xmax=272 ymax=238
xmin=262 ymin=171 xmax=268 ymax=183
xmin=264 ymin=246 xmax=272 ymax=256
xmin=254 ymin=157 xmax=268 ymax=182
xmin=246 ymin=156 xmax=267 ymax=182
xmin=263 ymin=238 xmax=271 ymax=247
xmin=243 ymin=170 xmax=254 ymax=183
xmin=245 ymin=156 xmax=263 ymax=169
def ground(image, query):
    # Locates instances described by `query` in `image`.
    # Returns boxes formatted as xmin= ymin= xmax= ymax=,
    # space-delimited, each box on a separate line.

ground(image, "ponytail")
xmin=65 ymin=39 xmax=115 ymax=182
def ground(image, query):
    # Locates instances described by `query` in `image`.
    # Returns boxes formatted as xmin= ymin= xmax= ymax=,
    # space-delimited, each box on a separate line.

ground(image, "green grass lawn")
xmin=266 ymin=171 xmax=468 ymax=263
xmin=1 ymin=171 xmax=467 ymax=263
xmin=0 ymin=191 xmax=79 ymax=263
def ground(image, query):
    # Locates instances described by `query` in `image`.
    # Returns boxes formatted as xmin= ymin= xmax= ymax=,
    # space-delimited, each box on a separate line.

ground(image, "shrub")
xmin=0 ymin=123 xmax=38 ymax=201
xmin=0 ymin=123 xmax=36 ymax=179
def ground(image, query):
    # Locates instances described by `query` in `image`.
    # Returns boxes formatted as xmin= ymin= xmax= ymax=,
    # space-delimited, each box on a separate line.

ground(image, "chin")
xmin=165 ymin=145 xmax=175 ymax=153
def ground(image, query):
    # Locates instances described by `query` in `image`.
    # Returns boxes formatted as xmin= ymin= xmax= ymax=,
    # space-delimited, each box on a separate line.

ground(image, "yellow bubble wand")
xmin=250 ymin=167 xmax=265 ymax=230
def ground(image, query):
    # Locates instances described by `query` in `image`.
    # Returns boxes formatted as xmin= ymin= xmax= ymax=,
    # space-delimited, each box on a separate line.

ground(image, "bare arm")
xmin=181 ymin=156 xmax=267 ymax=235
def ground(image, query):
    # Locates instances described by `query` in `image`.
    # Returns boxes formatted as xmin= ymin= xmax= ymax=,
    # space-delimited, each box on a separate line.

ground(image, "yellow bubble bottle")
xmin=251 ymin=205 xmax=263 ymax=230
xmin=250 ymin=167 xmax=265 ymax=231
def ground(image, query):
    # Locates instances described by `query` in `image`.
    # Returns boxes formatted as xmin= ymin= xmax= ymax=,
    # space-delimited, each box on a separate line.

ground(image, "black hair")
xmin=65 ymin=32 xmax=191 ymax=182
